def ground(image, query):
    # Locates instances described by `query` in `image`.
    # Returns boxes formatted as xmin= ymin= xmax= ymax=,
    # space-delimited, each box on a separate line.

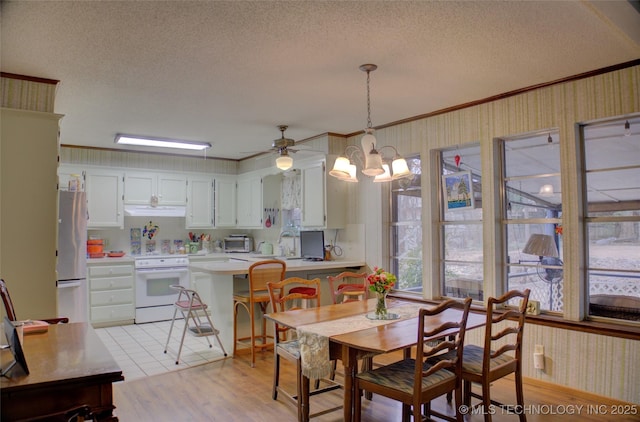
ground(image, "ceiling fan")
xmin=261 ymin=125 xmax=320 ymax=170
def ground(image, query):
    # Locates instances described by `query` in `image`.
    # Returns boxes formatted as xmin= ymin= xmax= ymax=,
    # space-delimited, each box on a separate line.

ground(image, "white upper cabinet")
xmin=300 ymin=158 xmax=345 ymax=229
xmin=186 ymin=176 xmax=214 ymax=229
xmin=236 ymin=174 xmax=262 ymax=228
xmin=215 ymin=176 xmax=237 ymax=227
xmin=86 ymin=169 xmax=124 ymax=228
xmin=124 ymin=171 xmax=187 ymax=206
xmin=58 ymin=165 xmax=85 ymax=192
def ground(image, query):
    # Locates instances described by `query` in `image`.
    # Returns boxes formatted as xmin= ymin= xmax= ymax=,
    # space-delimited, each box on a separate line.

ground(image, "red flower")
xmin=367 ymin=267 xmax=397 ymax=293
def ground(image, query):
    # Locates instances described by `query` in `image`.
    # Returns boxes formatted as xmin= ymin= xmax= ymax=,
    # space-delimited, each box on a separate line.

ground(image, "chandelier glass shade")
xmin=329 ymin=64 xmax=412 ymax=183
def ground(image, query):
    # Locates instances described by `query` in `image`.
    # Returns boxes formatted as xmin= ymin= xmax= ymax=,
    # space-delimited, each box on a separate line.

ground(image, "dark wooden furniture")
xmin=1 ymin=322 xmax=123 ymax=421
xmin=1 ymin=278 xmax=68 ymax=324
xmin=267 ymin=277 xmax=341 ymax=420
xmin=353 ymin=298 xmax=472 ymax=422
xmin=460 ymin=289 xmax=530 ymax=422
xmin=266 ymin=298 xmax=485 ymax=422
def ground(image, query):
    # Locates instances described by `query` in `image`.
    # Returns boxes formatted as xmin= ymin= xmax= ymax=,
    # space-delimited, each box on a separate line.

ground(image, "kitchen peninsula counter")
xmin=190 ymin=256 xmax=366 ymax=275
xmin=189 ymin=256 xmax=366 ymax=355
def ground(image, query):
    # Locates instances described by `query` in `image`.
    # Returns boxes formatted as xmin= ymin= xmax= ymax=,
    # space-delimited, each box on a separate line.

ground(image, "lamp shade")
xmin=329 ymin=156 xmax=352 ymax=179
xmin=522 ymin=234 xmax=559 ymax=258
xmin=391 ymin=157 xmax=411 ymax=179
xmin=373 ymin=164 xmax=392 ymax=183
xmin=361 ymin=131 xmax=384 ymax=176
xmin=344 ymin=164 xmax=359 ymax=182
xmin=275 ymin=155 xmax=293 ymax=170
xmin=363 ymin=151 xmax=384 ymax=176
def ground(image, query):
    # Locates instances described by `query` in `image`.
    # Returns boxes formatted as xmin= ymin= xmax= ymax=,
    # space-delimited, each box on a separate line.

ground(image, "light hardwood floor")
xmin=113 ymin=350 xmax=638 ymax=421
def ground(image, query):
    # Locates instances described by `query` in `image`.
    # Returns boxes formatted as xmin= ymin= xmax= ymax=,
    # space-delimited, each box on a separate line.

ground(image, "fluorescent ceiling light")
xmin=115 ymin=134 xmax=211 ymax=151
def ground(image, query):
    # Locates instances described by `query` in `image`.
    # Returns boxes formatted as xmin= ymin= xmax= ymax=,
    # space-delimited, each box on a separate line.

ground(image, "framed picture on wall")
xmin=442 ymin=171 xmax=475 ymax=211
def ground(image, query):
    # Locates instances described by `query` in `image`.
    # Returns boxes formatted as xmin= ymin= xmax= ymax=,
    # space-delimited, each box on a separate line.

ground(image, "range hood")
xmin=124 ymin=205 xmax=186 ymax=217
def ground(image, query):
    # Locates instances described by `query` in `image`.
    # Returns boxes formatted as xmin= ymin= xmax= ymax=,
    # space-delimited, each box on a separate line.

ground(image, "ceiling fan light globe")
xmin=276 ymin=155 xmax=293 ymax=170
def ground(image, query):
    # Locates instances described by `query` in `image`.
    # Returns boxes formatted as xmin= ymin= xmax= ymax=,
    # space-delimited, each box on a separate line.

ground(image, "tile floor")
xmin=95 ymin=319 xmax=228 ymax=382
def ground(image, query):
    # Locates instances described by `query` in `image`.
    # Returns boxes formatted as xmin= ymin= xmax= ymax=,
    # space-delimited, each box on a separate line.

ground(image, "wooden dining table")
xmin=265 ymin=297 xmax=486 ymax=422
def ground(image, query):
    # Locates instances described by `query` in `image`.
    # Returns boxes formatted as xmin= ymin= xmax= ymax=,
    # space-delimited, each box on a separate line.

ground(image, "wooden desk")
xmin=266 ymin=298 xmax=485 ymax=422
xmin=1 ymin=323 xmax=124 ymax=421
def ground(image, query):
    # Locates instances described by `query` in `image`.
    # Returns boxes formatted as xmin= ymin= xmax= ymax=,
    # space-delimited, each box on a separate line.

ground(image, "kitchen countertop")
xmin=190 ymin=256 xmax=366 ymax=275
xmin=86 ymin=252 xmax=365 ymax=273
xmin=87 ymin=255 xmax=135 ymax=264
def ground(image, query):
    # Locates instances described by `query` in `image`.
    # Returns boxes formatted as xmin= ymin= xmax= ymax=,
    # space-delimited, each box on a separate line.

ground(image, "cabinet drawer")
xmin=91 ymin=304 xmax=135 ymax=322
xmin=89 ymin=265 xmax=134 ymax=277
xmin=90 ymin=276 xmax=133 ymax=291
xmin=91 ymin=289 xmax=133 ymax=306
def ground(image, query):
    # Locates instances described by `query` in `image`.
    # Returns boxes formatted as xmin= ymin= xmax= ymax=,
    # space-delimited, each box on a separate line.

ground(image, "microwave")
xmin=224 ymin=236 xmax=253 ymax=253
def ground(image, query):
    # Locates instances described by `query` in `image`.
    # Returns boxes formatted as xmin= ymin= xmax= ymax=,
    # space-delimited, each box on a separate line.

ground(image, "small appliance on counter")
xmin=223 ymin=235 xmax=253 ymax=253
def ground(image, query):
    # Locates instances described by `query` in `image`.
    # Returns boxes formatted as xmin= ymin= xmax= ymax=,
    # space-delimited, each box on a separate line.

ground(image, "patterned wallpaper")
xmin=348 ymin=65 xmax=640 ymax=404
xmin=1 ymin=74 xmax=58 ymax=112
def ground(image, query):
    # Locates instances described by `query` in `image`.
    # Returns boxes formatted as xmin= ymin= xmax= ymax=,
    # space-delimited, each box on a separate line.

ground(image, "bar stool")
xmin=164 ymin=285 xmax=227 ymax=365
xmin=233 ymin=259 xmax=286 ymax=367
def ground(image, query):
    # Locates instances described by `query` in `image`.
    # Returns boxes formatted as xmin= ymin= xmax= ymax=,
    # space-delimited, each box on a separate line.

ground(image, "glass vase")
xmin=375 ymin=291 xmax=388 ymax=319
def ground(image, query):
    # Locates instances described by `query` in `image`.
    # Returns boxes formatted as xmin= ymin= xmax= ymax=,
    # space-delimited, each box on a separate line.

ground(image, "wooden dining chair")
xmin=326 ymin=271 xmax=374 ymax=398
xmin=353 ymin=298 xmax=472 ymax=422
xmin=1 ymin=278 xmax=69 ymax=325
xmin=267 ymin=277 xmax=341 ymax=421
xmin=459 ymin=289 xmax=530 ymax=421
xmin=233 ymin=259 xmax=286 ymax=367
xmin=327 ymin=272 xmax=368 ymax=304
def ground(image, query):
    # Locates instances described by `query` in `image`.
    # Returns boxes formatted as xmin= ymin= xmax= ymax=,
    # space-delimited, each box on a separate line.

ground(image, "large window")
xmin=390 ymin=155 xmax=422 ymax=293
xmin=582 ymin=116 xmax=640 ymax=323
xmin=439 ymin=145 xmax=483 ymax=300
xmin=501 ymin=131 xmax=563 ymax=313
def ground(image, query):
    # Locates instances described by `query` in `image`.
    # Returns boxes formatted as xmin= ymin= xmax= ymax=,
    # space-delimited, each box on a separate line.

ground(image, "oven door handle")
xmin=135 ymin=267 xmax=189 ymax=274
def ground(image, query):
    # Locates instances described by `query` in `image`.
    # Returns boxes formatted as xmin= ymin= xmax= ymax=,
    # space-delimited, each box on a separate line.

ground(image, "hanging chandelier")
xmin=329 ymin=64 xmax=412 ymax=183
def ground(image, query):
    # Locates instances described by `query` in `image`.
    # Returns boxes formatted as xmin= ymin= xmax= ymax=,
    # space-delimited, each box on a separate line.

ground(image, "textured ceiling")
xmin=2 ymin=1 xmax=639 ymax=160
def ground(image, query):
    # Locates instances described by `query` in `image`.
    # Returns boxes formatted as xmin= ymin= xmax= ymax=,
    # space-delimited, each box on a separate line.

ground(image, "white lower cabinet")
xmin=88 ymin=262 xmax=135 ymax=327
xmin=190 ymin=271 xmax=213 ymax=302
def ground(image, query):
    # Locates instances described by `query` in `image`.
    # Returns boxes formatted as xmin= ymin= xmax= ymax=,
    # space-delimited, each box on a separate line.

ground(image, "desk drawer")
xmin=91 ymin=289 xmax=133 ymax=306
xmin=91 ymin=303 xmax=135 ymax=321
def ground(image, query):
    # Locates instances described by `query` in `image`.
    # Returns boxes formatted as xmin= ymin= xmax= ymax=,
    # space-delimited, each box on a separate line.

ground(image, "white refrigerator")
xmin=56 ymin=191 xmax=88 ymax=322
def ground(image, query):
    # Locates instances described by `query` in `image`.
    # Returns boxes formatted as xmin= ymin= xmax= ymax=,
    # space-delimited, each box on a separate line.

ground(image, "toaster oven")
xmin=223 ymin=236 xmax=253 ymax=253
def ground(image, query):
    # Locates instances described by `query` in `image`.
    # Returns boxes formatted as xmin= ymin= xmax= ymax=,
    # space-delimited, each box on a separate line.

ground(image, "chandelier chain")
xmin=366 ymin=69 xmax=372 ymax=129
